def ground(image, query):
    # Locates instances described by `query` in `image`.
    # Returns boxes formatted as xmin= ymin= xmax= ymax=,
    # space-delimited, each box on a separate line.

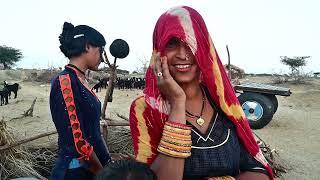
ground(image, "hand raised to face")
xmin=152 ymin=52 xmax=186 ymax=104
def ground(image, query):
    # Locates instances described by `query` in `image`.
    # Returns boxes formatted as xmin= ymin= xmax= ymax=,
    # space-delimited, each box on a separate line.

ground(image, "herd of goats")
xmin=0 ymin=77 xmax=145 ymax=106
xmin=91 ymin=77 xmax=146 ymax=93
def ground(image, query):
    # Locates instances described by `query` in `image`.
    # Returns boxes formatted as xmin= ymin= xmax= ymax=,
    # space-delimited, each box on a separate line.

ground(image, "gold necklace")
xmin=185 ymin=87 xmax=206 ymax=126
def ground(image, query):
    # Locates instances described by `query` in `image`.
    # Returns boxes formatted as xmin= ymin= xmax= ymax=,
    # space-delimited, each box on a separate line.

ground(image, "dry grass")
xmin=106 ymin=126 xmax=133 ymax=155
xmin=254 ymin=132 xmax=289 ymax=177
xmin=0 ymin=120 xmax=46 ymax=180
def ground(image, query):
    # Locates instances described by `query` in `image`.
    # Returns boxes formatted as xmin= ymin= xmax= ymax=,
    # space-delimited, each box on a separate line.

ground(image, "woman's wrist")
xmin=168 ymin=103 xmax=186 ymax=124
xmin=169 ymin=97 xmax=185 ymax=109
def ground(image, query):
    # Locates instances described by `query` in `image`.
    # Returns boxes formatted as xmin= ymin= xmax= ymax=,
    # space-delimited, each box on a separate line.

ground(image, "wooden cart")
xmin=234 ymin=82 xmax=292 ymax=129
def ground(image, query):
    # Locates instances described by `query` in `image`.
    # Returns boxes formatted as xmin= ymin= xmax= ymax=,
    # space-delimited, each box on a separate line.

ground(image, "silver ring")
xmin=157 ymin=72 xmax=163 ymax=77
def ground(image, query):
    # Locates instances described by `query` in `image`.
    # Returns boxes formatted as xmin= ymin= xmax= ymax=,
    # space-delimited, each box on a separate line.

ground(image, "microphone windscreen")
xmin=109 ymin=39 xmax=129 ymax=59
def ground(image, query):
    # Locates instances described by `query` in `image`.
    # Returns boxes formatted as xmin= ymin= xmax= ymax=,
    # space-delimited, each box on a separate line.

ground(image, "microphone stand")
xmin=100 ymin=51 xmax=118 ymax=141
xmin=101 ymin=50 xmax=117 ymax=120
xmin=100 ymin=39 xmax=129 ymax=141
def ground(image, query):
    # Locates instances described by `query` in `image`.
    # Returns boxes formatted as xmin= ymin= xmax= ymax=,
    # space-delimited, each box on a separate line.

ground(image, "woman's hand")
xmin=153 ymin=52 xmax=186 ymax=106
xmin=153 ymin=52 xmax=186 ymax=124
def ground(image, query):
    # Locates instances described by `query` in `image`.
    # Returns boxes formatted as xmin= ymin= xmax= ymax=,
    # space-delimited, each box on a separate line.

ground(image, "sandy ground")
xmin=1 ymin=76 xmax=319 ymax=179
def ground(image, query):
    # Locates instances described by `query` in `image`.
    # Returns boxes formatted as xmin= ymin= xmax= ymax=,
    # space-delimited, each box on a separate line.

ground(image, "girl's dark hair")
xmin=95 ymin=160 xmax=157 ymax=180
xmin=59 ymin=22 xmax=106 ymax=58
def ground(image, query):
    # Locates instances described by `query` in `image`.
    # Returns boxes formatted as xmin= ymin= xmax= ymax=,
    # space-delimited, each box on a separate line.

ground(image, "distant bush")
xmin=271 ymin=74 xmax=289 ymax=84
xmin=22 ymin=70 xmax=60 ymax=83
xmin=290 ymin=71 xmax=313 ymax=84
xmin=4 ymin=70 xmax=24 ymax=81
xmin=271 ymin=71 xmax=313 ymax=84
xmin=35 ymin=70 xmax=60 ymax=83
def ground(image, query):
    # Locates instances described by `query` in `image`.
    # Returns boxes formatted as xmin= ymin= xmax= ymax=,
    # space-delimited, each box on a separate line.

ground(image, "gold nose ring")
xmin=186 ymin=55 xmax=190 ymax=61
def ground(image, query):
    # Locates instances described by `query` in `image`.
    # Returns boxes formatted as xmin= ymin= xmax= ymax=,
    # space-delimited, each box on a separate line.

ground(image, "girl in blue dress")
xmin=50 ymin=22 xmax=111 ymax=180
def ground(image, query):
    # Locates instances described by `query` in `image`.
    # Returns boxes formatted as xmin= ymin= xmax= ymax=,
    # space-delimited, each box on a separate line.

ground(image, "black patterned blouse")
xmin=183 ymin=88 xmax=267 ymax=179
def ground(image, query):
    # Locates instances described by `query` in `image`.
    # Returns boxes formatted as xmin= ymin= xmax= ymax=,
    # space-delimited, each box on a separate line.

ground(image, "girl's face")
xmin=85 ymin=45 xmax=103 ymax=71
xmin=164 ymin=37 xmax=200 ymax=84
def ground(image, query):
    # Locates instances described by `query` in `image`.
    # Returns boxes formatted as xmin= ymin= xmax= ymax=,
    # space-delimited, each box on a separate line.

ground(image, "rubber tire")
xmin=266 ymin=95 xmax=278 ymax=113
xmin=238 ymin=92 xmax=275 ymax=129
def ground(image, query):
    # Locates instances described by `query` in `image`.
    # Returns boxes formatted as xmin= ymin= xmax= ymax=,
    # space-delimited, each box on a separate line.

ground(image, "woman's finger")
xmin=151 ymin=52 xmax=157 ymax=76
xmin=161 ymin=56 xmax=171 ymax=80
xmin=154 ymin=53 xmax=163 ymax=81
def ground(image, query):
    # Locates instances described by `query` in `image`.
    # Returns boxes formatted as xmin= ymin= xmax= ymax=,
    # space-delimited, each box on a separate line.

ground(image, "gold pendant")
xmin=196 ymin=117 xmax=205 ymax=126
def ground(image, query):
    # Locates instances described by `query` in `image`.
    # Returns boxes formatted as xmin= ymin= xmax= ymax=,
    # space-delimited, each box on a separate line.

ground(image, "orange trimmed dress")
xmin=50 ymin=65 xmax=110 ymax=179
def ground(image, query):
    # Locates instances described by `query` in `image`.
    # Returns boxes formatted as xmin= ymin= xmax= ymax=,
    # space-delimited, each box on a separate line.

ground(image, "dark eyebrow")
xmin=168 ymin=37 xmax=179 ymax=43
xmin=166 ymin=37 xmax=180 ymax=48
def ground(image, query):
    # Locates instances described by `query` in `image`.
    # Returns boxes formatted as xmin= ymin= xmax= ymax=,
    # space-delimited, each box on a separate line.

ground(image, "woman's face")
xmin=164 ymin=38 xmax=200 ymax=84
xmin=85 ymin=45 xmax=103 ymax=71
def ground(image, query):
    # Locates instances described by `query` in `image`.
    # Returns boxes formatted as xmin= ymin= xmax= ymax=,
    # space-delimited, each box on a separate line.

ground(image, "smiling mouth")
xmin=174 ymin=64 xmax=192 ymax=68
xmin=173 ymin=64 xmax=193 ymax=72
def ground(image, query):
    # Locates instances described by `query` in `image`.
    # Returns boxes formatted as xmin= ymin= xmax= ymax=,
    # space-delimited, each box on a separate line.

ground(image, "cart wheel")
xmin=238 ymin=92 xmax=275 ymax=129
xmin=266 ymin=95 xmax=278 ymax=113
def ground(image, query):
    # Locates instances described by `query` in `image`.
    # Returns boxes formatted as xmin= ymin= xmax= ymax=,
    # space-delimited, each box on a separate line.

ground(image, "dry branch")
xmin=0 ymin=120 xmax=46 ymax=179
xmin=23 ymin=97 xmax=37 ymax=117
xmin=9 ymin=97 xmax=38 ymax=121
xmin=0 ymin=130 xmax=56 ymax=152
xmin=116 ymin=113 xmax=129 ymax=121
xmin=254 ymin=132 xmax=289 ymax=177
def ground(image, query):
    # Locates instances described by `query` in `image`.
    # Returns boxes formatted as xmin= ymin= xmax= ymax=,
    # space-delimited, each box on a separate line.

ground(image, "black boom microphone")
xmin=109 ymin=39 xmax=130 ymax=59
xmin=107 ymin=39 xmax=129 ymax=102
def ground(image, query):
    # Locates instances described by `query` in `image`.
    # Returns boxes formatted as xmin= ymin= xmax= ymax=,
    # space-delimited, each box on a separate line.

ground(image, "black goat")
xmin=92 ymin=79 xmax=103 ymax=93
xmin=4 ymin=81 xmax=19 ymax=99
xmin=0 ymin=87 xmax=9 ymax=106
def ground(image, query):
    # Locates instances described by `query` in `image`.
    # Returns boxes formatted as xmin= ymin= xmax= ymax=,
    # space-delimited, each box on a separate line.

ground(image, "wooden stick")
xmin=116 ymin=113 xmax=129 ymax=121
xmin=0 ymin=130 xmax=56 ymax=152
xmin=107 ymin=121 xmax=129 ymax=126
xmin=101 ymin=58 xmax=117 ymax=120
xmin=103 ymin=50 xmax=112 ymax=68
xmin=226 ymin=45 xmax=232 ymax=79
xmin=0 ymin=120 xmax=129 ymax=152
xmin=24 ymin=97 xmax=37 ymax=117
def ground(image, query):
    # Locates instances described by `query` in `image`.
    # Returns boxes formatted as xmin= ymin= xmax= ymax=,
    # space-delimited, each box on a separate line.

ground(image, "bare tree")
xmin=137 ymin=55 xmax=149 ymax=74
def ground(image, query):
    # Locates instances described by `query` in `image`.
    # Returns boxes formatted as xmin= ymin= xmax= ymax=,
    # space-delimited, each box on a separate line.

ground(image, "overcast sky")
xmin=1 ymin=0 xmax=319 ymax=74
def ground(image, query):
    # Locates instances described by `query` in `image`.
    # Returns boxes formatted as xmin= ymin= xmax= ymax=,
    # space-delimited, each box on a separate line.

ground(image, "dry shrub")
xmin=254 ymin=132 xmax=289 ymax=177
xmin=28 ymin=145 xmax=58 ymax=178
xmin=26 ymin=72 xmax=38 ymax=82
xmin=5 ymin=70 xmax=22 ymax=80
xmin=106 ymin=127 xmax=133 ymax=155
xmin=271 ymin=74 xmax=289 ymax=84
xmin=0 ymin=120 xmax=46 ymax=180
xmin=35 ymin=70 xmax=59 ymax=83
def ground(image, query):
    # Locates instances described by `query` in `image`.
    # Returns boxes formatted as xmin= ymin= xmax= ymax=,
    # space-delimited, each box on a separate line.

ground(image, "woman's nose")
xmin=176 ymin=44 xmax=188 ymax=60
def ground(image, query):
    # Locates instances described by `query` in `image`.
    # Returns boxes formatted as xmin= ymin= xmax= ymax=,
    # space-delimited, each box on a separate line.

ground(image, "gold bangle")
xmin=163 ymin=125 xmax=191 ymax=135
xmin=165 ymin=121 xmax=192 ymax=130
xmin=161 ymin=135 xmax=192 ymax=146
xmin=160 ymin=140 xmax=192 ymax=151
xmin=157 ymin=146 xmax=191 ymax=158
xmin=163 ymin=130 xmax=191 ymax=140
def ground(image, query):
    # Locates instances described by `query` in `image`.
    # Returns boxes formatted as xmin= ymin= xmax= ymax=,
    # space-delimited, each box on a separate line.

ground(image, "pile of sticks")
xmin=0 ymin=120 xmax=46 ymax=180
xmin=254 ymin=132 xmax=289 ymax=177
